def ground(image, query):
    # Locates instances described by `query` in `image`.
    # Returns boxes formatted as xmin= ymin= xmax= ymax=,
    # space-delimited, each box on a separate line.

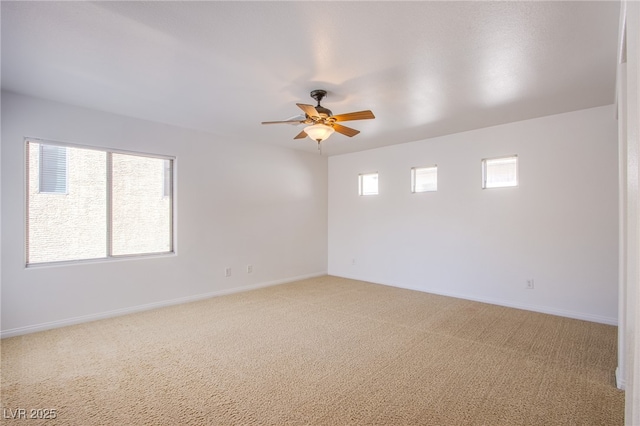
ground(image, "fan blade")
xmin=332 ymin=110 xmax=375 ymax=122
xmin=261 ymin=120 xmax=306 ymax=125
xmin=294 ymin=130 xmax=308 ymax=139
xmin=296 ymin=103 xmax=320 ymax=118
xmin=333 ymin=123 xmax=360 ymax=137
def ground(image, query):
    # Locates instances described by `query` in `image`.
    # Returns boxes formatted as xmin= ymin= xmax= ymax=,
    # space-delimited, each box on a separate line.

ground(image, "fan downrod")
xmin=310 ymin=90 xmax=332 ymax=117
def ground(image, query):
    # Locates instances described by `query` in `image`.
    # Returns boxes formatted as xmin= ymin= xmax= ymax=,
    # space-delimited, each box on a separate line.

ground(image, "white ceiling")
xmin=1 ymin=1 xmax=621 ymax=156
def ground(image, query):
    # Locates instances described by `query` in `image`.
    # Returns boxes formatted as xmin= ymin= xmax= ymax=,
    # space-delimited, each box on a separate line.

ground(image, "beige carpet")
xmin=1 ymin=276 xmax=623 ymax=425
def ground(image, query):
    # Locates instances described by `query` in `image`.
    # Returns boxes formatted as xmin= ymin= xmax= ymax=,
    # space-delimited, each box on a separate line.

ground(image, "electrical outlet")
xmin=247 ymin=265 xmax=253 ymax=274
xmin=225 ymin=267 xmax=232 ymax=277
xmin=351 ymin=258 xmax=356 ymax=266
xmin=526 ymin=279 xmax=534 ymax=289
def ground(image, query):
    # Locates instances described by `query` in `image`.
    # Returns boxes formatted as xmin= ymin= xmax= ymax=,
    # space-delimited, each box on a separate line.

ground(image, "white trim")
xmin=624 ymin=2 xmax=640 ymax=423
xmin=617 ymin=59 xmax=628 ymax=397
xmin=333 ymin=273 xmax=618 ymax=326
xmin=617 ymin=367 xmax=626 ymax=390
xmin=0 ymin=271 xmax=327 ymax=338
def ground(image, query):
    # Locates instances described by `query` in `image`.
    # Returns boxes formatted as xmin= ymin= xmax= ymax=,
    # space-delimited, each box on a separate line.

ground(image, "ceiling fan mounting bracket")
xmin=310 ymin=89 xmax=328 ymax=105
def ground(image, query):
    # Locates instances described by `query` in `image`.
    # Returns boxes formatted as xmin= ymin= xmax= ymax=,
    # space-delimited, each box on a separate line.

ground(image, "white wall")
xmin=1 ymin=91 xmax=328 ymax=336
xmin=329 ymin=105 xmax=618 ymax=324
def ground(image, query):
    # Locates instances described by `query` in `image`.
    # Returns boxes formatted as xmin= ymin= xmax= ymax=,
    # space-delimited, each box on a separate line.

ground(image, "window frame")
xmin=481 ymin=155 xmax=518 ymax=189
xmin=411 ymin=165 xmax=438 ymax=193
xmin=358 ymin=172 xmax=379 ymax=196
xmin=25 ymin=138 xmax=176 ymax=267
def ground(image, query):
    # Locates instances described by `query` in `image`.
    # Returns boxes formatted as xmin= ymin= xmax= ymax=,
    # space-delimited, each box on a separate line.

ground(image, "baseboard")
xmin=332 ymin=273 xmax=618 ymax=326
xmin=616 ymin=367 xmax=625 ymax=390
xmin=0 ymin=271 xmax=327 ymax=339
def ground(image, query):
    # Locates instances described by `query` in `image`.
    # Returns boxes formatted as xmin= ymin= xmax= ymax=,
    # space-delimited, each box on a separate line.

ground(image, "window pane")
xmin=412 ymin=166 xmax=437 ymax=192
xmin=111 ymin=154 xmax=172 ymax=256
xmin=27 ymin=142 xmax=107 ymax=263
xmin=359 ymin=173 xmax=378 ymax=195
xmin=483 ymin=156 xmax=518 ymax=188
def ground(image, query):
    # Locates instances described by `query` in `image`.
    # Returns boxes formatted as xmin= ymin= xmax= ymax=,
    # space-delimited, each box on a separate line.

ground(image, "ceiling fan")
xmin=261 ymin=90 xmax=375 ymax=149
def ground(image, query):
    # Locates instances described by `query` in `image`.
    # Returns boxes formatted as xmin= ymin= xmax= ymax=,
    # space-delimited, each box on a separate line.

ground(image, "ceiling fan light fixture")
xmin=304 ymin=123 xmax=334 ymax=143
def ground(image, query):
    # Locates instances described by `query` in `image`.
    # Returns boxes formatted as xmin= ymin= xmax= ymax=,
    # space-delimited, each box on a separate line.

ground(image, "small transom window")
xmin=359 ymin=172 xmax=378 ymax=196
xmin=482 ymin=155 xmax=518 ymax=189
xmin=411 ymin=166 xmax=437 ymax=193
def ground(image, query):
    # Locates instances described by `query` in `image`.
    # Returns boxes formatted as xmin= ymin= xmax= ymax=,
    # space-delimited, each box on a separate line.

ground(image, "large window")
xmin=26 ymin=139 xmax=174 ymax=265
xmin=482 ymin=155 xmax=518 ymax=189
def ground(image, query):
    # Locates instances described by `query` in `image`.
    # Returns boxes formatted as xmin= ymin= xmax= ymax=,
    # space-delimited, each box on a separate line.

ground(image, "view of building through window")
xmin=26 ymin=140 xmax=173 ymax=265
xmin=111 ymin=153 xmax=172 ymax=256
xmin=39 ymin=144 xmax=68 ymax=194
